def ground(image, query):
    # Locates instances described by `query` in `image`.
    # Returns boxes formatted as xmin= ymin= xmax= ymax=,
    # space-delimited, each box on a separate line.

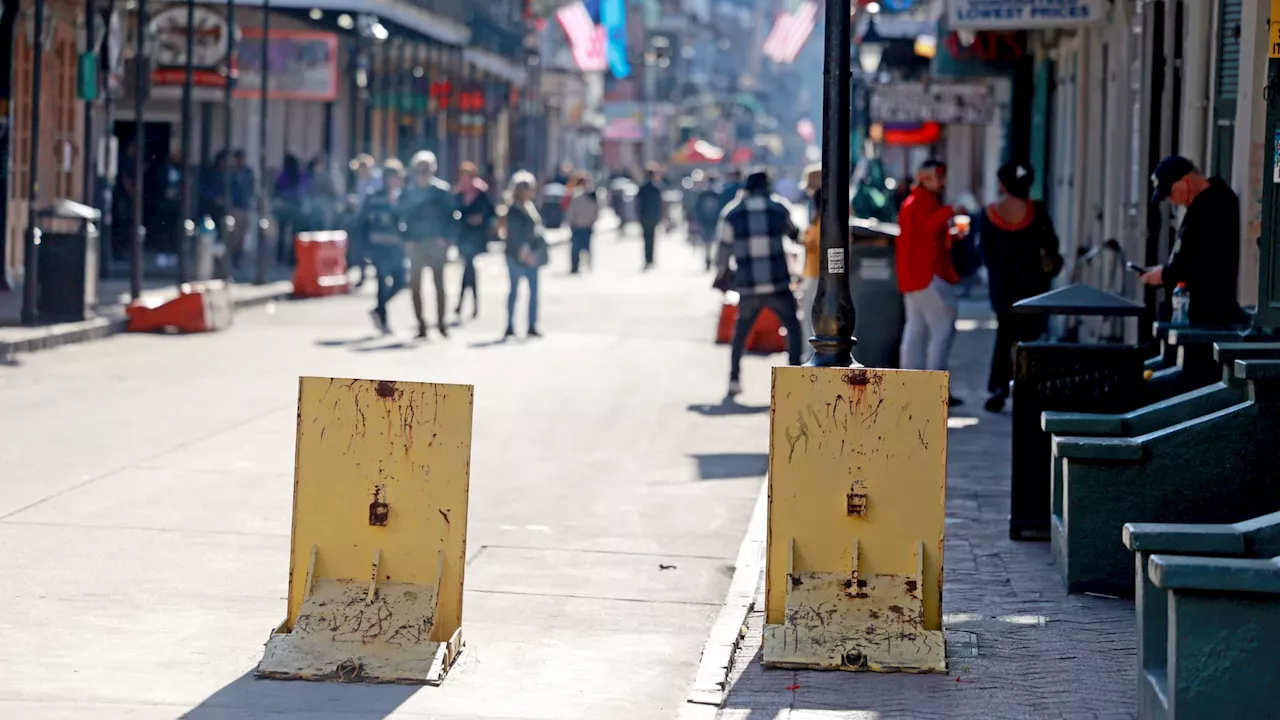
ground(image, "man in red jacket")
xmin=895 ymin=161 xmax=962 ymax=395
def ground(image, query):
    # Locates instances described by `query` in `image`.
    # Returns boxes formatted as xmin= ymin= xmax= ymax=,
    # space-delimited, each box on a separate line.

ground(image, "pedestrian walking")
xmin=274 ymin=154 xmax=310 ymax=265
xmin=636 ymin=168 xmax=665 ymax=270
xmin=454 ymin=161 xmax=494 ymax=320
xmin=361 ymin=159 xmax=407 ymax=334
xmin=717 ymin=169 xmax=804 ymax=397
xmin=566 ymin=171 xmax=600 ymax=274
xmin=307 ymin=155 xmax=341 ymax=231
xmin=695 ymin=176 xmax=723 ymax=271
xmin=229 ymin=150 xmax=254 ymax=270
xmin=348 ymin=154 xmax=382 ymax=287
xmin=1142 ymin=155 xmax=1248 ymax=327
xmin=199 ymin=151 xmax=228 ymax=225
xmin=896 ymin=160 xmax=965 ymax=405
xmin=718 ymin=169 xmax=743 ymax=213
xmin=401 ymin=151 xmax=455 ymax=339
xmin=976 ymin=162 xmax=1063 ymax=412
xmin=501 ymin=171 xmax=548 ymax=339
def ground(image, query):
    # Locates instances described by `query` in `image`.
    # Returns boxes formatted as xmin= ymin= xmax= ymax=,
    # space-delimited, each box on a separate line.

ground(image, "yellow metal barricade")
xmin=763 ymin=366 xmax=948 ymax=673
xmin=256 ymin=377 xmax=473 ymax=685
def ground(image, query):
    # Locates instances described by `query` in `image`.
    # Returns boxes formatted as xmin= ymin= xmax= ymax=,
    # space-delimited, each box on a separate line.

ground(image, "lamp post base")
xmin=805 ymin=335 xmax=857 ymax=369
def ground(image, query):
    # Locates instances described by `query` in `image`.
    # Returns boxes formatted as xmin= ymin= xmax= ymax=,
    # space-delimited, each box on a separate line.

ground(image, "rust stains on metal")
xmin=369 ymin=485 xmax=389 ymax=526
xmin=375 ymin=381 xmax=400 ymax=400
xmin=843 ymin=369 xmax=872 ymax=386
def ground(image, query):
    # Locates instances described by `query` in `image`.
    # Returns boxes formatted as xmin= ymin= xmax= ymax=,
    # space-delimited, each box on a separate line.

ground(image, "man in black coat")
xmin=635 ymin=169 xmax=665 ymax=270
xmin=1142 ymin=156 xmax=1247 ymax=327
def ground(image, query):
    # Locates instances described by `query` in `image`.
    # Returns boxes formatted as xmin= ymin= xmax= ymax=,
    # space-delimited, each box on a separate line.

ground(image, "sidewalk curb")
xmin=0 ymin=279 xmax=295 ymax=359
xmin=680 ymin=475 xmax=769 ymax=717
xmin=1 ymin=230 xmax=587 ymax=360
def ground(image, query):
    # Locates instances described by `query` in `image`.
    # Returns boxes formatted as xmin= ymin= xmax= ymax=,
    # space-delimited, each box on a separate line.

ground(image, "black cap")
xmin=1150 ymin=156 xmax=1196 ymax=203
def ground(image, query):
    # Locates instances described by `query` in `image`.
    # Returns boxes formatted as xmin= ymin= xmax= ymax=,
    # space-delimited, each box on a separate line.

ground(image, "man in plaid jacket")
xmin=717 ymin=170 xmax=804 ymax=396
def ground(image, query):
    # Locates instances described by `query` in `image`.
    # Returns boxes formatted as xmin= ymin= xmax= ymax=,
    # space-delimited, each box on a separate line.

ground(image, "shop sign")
xmin=870 ymin=83 xmax=994 ymax=125
xmin=947 ymin=0 xmax=1106 ymax=30
xmin=150 ymin=6 xmax=232 ymax=88
xmin=235 ymin=30 xmax=338 ymax=102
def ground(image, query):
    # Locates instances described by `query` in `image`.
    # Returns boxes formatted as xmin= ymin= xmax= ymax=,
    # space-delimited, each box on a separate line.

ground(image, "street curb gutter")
xmin=0 ymin=231 xmax=588 ymax=359
xmin=0 ymin=279 xmax=294 ymax=359
xmin=680 ymin=475 xmax=769 ymax=718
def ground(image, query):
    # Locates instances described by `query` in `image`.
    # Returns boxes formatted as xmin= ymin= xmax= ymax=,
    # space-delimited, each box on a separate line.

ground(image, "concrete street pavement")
xmin=0 ymin=222 xmax=780 ymax=719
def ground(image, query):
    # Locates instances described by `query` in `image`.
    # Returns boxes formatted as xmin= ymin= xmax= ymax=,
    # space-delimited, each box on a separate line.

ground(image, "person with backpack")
xmin=895 ymin=160 xmax=966 ymax=405
xmin=976 ymin=162 xmax=1064 ymax=412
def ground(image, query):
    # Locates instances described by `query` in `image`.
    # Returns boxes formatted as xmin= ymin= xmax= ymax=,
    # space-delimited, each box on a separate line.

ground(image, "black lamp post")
xmin=20 ymin=0 xmax=47 ymax=324
xmin=176 ymin=0 xmax=195 ymax=285
xmin=805 ymin=0 xmax=855 ymax=367
xmin=253 ymin=0 xmax=270 ymax=285
xmin=131 ymin=0 xmax=149 ymax=300
xmin=221 ymin=0 xmax=235 ymax=256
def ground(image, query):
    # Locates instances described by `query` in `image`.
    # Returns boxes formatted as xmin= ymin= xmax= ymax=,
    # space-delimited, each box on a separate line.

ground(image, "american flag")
xmin=762 ymin=0 xmax=821 ymax=64
xmin=556 ymin=1 xmax=607 ymax=72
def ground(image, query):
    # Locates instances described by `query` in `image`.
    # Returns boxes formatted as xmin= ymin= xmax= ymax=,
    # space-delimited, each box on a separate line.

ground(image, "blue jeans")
xmin=371 ymin=243 xmax=407 ymax=322
xmin=730 ymin=291 xmax=803 ymax=381
xmin=507 ymin=259 xmax=540 ymax=332
xmin=570 ymin=227 xmax=592 ymax=272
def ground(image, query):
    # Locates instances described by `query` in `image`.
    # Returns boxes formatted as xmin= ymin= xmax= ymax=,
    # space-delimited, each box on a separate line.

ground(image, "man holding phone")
xmin=1142 ymin=156 xmax=1246 ymax=327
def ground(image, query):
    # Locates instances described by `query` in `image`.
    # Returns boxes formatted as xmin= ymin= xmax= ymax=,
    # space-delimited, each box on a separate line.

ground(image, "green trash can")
xmin=848 ymin=218 xmax=903 ymax=369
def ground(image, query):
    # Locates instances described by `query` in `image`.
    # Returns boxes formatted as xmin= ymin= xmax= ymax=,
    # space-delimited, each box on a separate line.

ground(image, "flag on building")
xmin=556 ymin=1 xmax=608 ymax=72
xmin=762 ymin=0 xmax=820 ymax=64
xmin=601 ymin=0 xmax=631 ymax=79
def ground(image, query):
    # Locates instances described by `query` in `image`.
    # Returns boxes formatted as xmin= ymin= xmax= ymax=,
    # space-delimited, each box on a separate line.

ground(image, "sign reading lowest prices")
xmin=870 ymin=83 xmax=994 ymax=126
xmin=948 ymin=0 xmax=1105 ymax=30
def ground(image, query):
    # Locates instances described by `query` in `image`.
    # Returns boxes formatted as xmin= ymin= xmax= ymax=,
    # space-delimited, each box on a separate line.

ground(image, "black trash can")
xmin=35 ymin=199 xmax=101 ymax=323
xmin=1008 ymin=283 xmax=1147 ymax=540
xmin=848 ymin=218 xmax=903 ymax=369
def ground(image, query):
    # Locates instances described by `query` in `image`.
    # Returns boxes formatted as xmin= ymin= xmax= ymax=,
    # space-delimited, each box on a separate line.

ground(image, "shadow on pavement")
xmin=352 ymin=340 xmax=417 ymax=352
xmin=180 ymin=669 xmax=419 ymax=719
xmin=687 ymin=399 xmax=770 ymax=416
xmin=468 ymin=336 xmax=528 ymax=349
xmin=314 ymin=335 xmax=383 ymax=347
xmin=691 ymin=452 xmax=769 ymax=481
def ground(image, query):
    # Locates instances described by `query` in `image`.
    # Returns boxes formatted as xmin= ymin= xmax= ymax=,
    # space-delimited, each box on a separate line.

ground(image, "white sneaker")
xmin=727 ymin=380 xmax=742 ymax=396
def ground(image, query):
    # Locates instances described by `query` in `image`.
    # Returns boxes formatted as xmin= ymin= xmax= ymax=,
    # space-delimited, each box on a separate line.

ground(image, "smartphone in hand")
xmin=1126 ymin=261 xmax=1149 ymax=275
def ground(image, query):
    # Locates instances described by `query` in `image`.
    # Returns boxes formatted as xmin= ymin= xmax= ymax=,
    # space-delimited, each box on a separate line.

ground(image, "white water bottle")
xmin=1171 ymin=282 xmax=1190 ymax=326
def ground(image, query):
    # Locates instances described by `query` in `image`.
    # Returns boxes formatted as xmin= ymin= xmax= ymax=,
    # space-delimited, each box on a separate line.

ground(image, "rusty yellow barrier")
xmin=256 ymin=377 xmax=473 ymax=685
xmin=763 ymin=366 xmax=948 ymax=673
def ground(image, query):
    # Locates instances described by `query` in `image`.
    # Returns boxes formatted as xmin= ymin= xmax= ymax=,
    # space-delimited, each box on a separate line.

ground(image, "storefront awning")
xmin=196 ymin=0 xmax=470 ymax=46
xmin=463 ymin=47 xmax=529 ymax=86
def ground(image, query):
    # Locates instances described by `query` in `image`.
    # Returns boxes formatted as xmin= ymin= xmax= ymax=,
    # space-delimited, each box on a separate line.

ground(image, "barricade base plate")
xmin=762 ymin=569 xmax=945 ymax=673
xmin=256 ymin=579 xmax=463 ymax=685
